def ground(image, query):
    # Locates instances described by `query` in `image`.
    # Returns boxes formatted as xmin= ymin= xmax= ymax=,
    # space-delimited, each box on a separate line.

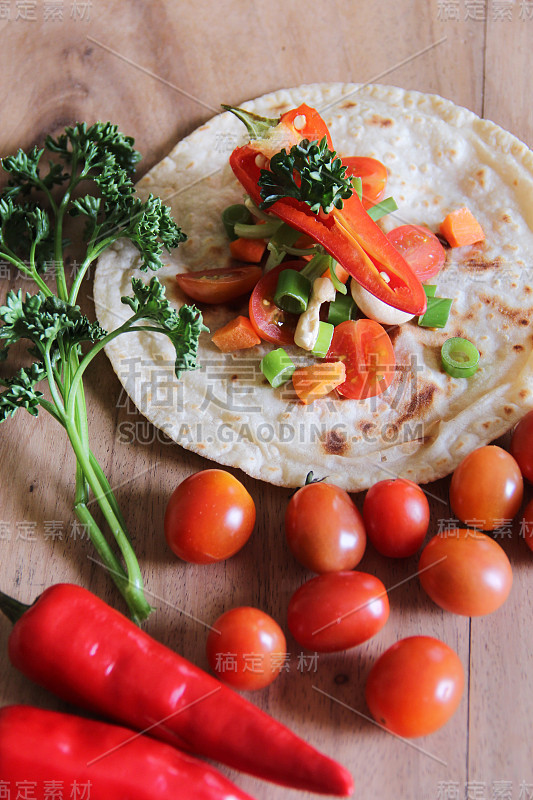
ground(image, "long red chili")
xmin=0 ymin=705 xmax=257 ymax=800
xmin=0 ymin=584 xmax=353 ymax=797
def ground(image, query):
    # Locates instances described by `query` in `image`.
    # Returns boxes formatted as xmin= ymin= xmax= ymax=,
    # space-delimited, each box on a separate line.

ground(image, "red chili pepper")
xmin=225 ymin=105 xmax=427 ymax=316
xmin=0 ymin=705 xmax=257 ymax=800
xmin=0 ymin=584 xmax=353 ymax=797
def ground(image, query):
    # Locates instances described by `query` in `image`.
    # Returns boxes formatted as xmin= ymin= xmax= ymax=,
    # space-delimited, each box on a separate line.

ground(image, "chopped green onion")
xmin=274 ymin=269 xmax=311 ymax=314
xmin=244 ymin=196 xmax=276 ymax=222
xmin=366 ymin=197 xmax=398 ymax=222
xmin=260 ymin=347 xmax=296 ymax=388
xmin=311 ymin=321 xmax=335 ymax=358
xmin=423 ymin=284 xmax=437 ymax=298
xmin=328 ymin=259 xmax=347 ymax=295
xmin=328 ymin=293 xmax=357 ymax=326
xmin=418 ymin=296 xmax=453 ymax=328
xmin=351 ymin=176 xmax=363 ymax=201
xmin=300 ymin=253 xmax=330 ymax=283
xmin=222 ymin=204 xmax=252 ymax=240
xmin=264 ymin=223 xmax=303 ymax=272
xmin=234 ymin=219 xmax=282 ymax=239
xmin=441 ymin=337 xmax=480 ymax=378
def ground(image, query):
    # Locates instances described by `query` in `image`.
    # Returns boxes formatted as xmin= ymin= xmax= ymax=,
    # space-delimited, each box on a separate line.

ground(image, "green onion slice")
xmin=351 ymin=176 xmax=363 ymax=202
xmin=300 ymin=253 xmax=329 ymax=283
xmin=328 ymin=293 xmax=357 ymax=326
xmin=423 ymin=284 xmax=437 ymax=298
xmin=222 ymin=204 xmax=252 ymax=240
xmin=311 ymin=321 xmax=335 ymax=358
xmin=441 ymin=337 xmax=480 ymax=378
xmin=366 ymin=197 xmax=398 ymax=222
xmin=328 ymin=259 xmax=348 ymax=295
xmin=234 ymin=219 xmax=282 ymax=239
xmin=274 ymin=269 xmax=312 ymax=314
xmin=264 ymin=223 xmax=303 ymax=272
xmin=260 ymin=348 xmax=296 ymax=388
xmin=418 ymin=296 xmax=453 ymax=328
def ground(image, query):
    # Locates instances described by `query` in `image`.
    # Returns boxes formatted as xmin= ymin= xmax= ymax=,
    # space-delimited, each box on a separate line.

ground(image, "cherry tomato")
xmin=510 ymin=410 xmax=533 ymax=483
xmin=343 ymin=156 xmax=387 ymax=210
xmin=249 ymin=261 xmax=302 ymax=344
xmin=449 ymin=445 xmax=523 ymax=531
xmin=285 ymin=481 xmax=366 ymax=573
xmin=287 ymin=571 xmax=389 ymax=652
xmin=363 ymin=479 xmax=429 ymax=558
xmin=419 ymin=529 xmax=512 ymax=616
xmin=387 ymin=225 xmax=446 ymax=281
xmin=522 ymin=499 xmax=533 ymax=552
xmin=164 ymin=469 xmax=255 ymax=564
xmin=176 ymin=265 xmax=262 ymax=304
xmin=206 ymin=607 xmax=286 ymax=690
xmin=365 ymin=636 xmax=464 ymax=737
xmin=326 ymin=319 xmax=396 ymax=399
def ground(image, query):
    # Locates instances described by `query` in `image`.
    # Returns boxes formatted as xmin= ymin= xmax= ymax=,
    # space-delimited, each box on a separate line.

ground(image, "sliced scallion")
xmin=234 ymin=218 xmax=282 ymax=239
xmin=328 ymin=259 xmax=348 ymax=295
xmin=300 ymin=253 xmax=330 ymax=283
xmin=311 ymin=321 xmax=335 ymax=358
xmin=264 ymin=223 xmax=303 ymax=272
xmin=423 ymin=284 xmax=437 ymax=298
xmin=351 ymin=176 xmax=363 ymax=202
xmin=260 ymin=347 xmax=296 ymax=388
xmin=441 ymin=338 xmax=480 ymax=378
xmin=418 ymin=296 xmax=453 ymax=328
xmin=328 ymin=293 xmax=357 ymax=326
xmin=274 ymin=269 xmax=312 ymax=314
xmin=366 ymin=197 xmax=398 ymax=222
xmin=222 ymin=204 xmax=252 ymax=240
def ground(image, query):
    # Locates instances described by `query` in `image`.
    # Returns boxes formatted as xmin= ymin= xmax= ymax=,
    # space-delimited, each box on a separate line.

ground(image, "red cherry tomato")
xmin=249 ymin=261 xmax=302 ymax=344
xmin=326 ymin=319 xmax=396 ymax=399
xmin=342 ymin=156 xmax=388 ymax=210
xmin=449 ymin=445 xmax=523 ymax=531
xmin=387 ymin=225 xmax=446 ymax=281
xmin=285 ymin=481 xmax=366 ymax=573
xmin=164 ymin=469 xmax=255 ymax=564
xmin=510 ymin=410 xmax=533 ymax=483
xmin=206 ymin=607 xmax=286 ymax=690
xmin=363 ymin=479 xmax=429 ymax=558
xmin=419 ymin=529 xmax=513 ymax=616
xmin=365 ymin=636 xmax=464 ymax=737
xmin=176 ymin=265 xmax=262 ymax=304
xmin=287 ymin=571 xmax=389 ymax=652
xmin=522 ymin=499 xmax=533 ymax=552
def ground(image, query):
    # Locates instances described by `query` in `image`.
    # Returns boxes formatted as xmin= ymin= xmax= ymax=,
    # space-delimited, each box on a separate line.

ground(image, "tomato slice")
xmin=249 ymin=261 xmax=303 ymax=344
xmin=326 ymin=319 xmax=396 ymax=399
xmin=342 ymin=157 xmax=387 ymax=210
xmin=175 ymin=265 xmax=262 ymax=304
xmin=387 ymin=225 xmax=446 ymax=281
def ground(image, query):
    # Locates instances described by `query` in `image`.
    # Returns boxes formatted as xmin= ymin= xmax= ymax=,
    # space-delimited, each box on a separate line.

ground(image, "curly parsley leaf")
xmin=0 ymin=362 xmax=47 ymax=421
xmin=258 ymin=136 xmax=354 ymax=215
xmin=45 ymin=121 xmax=141 ymax=174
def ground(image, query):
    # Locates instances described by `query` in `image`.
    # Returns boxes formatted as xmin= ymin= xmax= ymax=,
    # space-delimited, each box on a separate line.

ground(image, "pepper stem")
xmin=221 ymin=105 xmax=279 ymax=140
xmin=0 ymin=590 xmax=30 ymax=624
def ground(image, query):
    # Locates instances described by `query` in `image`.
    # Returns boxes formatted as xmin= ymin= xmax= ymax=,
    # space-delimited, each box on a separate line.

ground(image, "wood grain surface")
xmin=1 ymin=2 xmax=532 ymax=799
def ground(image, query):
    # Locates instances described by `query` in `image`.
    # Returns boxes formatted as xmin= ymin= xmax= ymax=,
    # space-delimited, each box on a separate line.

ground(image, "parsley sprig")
xmin=0 ymin=122 xmax=207 ymax=623
xmin=258 ymin=136 xmax=354 ymax=215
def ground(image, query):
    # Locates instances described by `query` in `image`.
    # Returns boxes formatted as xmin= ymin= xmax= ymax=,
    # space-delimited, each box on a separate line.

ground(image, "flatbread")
xmin=94 ymin=83 xmax=533 ymax=490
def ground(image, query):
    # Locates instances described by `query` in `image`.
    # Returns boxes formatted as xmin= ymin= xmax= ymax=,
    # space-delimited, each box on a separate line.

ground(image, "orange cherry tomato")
xmin=387 ymin=225 xmax=446 ymax=281
xmin=510 ymin=410 xmax=533 ymax=483
xmin=176 ymin=265 xmax=262 ymax=304
xmin=449 ymin=445 xmax=523 ymax=531
xmin=285 ymin=481 xmax=366 ymax=573
xmin=363 ymin=479 xmax=429 ymax=558
xmin=326 ymin=319 xmax=396 ymax=399
xmin=206 ymin=607 xmax=286 ymax=690
xmin=248 ymin=261 xmax=302 ymax=344
xmin=418 ymin=529 xmax=513 ymax=616
xmin=164 ymin=469 xmax=255 ymax=564
xmin=342 ymin=156 xmax=388 ymax=210
xmin=365 ymin=636 xmax=464 ymax=737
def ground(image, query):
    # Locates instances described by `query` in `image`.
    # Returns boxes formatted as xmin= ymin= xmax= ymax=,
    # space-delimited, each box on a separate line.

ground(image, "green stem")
xmin=0 ymin=589 xmax=30 ymax=623
xmin=0 ymin=249 xmax=52 ymax=296
xmin=54 ymin=155 xmax=79 ymax=301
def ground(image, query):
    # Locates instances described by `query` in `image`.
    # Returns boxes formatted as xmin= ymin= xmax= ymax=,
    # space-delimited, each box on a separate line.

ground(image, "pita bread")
xmin=94 ymin=83 xmax=533 ymax=490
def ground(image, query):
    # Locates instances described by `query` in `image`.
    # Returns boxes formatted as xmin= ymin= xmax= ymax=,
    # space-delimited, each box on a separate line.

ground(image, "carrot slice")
xmin=292 ymin=361 xmax=346 ymax=405
xmin=229 ymin=237 xmax=267 ymax=263
xmin=211 ymin=315 xmax=262 ymax=352
xmin=439 ymin=207 xmax=485 ymax=247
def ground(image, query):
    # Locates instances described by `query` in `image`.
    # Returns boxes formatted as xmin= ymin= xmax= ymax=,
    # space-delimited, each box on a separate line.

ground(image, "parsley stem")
xmin=54 ymin=153 xmax=79 ymax=301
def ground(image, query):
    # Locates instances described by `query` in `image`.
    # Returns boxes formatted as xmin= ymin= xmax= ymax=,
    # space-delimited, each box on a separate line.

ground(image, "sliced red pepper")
xmin=227 ymin=107 xmax=427 ymax=316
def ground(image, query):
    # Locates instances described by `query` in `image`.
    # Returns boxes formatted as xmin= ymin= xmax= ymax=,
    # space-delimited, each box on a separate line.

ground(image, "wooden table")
xmin=1 ymin=2 xmax=532 ymax=798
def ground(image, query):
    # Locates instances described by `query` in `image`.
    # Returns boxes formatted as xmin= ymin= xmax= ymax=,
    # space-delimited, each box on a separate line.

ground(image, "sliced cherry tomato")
xmin=365 ymin=636 xmax=464 ymax=737
xmin=363 ymin=479 xmax=429 ymax=558
xmin=386 ymin=225 xmax=446 ymax=281
xmin=510 ymin=410 xmax=533 ymax=483
xmin=176 ymin=265 xmax=262 ymax=304
xmin=285 ymin=481 xmax=366 ymax=573
xmin=206 ymin=606 xmax=286 ymax=690
xmin=326 ymin=319 xmax=396 ymax=399
xmin=419 ymin=529 xmax=512 ymax=616
xmin=342 ymin=156 xmax=387 ymax=210
xmin=287 ymin=571 xmax=389 ymax=652
xmin=449 ymin=445 xmax=523 ymax=531
xmin=164 ymin=469 xmax=255 ymax=564
xmin=249 ymin=260 xmax=302 ymax=344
